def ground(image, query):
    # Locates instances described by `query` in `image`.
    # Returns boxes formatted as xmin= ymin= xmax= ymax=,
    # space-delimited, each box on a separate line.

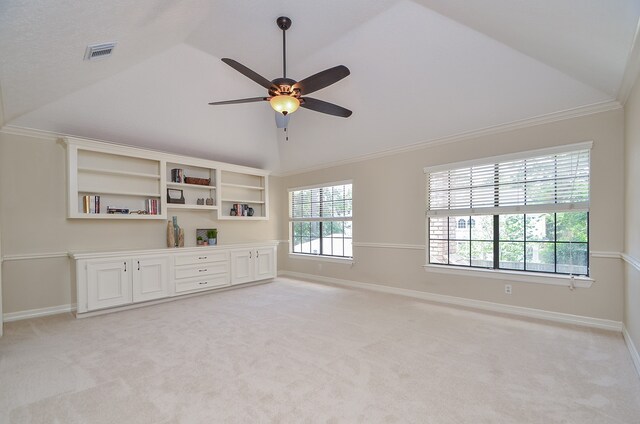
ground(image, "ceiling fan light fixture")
xmin=270 ymin=95 xmax=300 ymax=115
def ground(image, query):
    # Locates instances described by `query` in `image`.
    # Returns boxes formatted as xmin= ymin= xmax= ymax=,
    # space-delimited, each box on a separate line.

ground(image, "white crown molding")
xmin=622 ymin=253 xmax=640 ymax=272
xmin=352 ymin=242 xmax=425 ymax=250
xmin=0 ymin=124 xmax=59 ymax=140
xmin=1 ymin=252 xmax=69 ymax=262
xmin=590 ymin=251 xmax=622 ymax=259
xmin=278 ymin=271 xmax=622 ymax=332
xmin=623 ymin=324 xmax=640 ymax=379
xmin=273 ymin=100 xmax=622 ymax=177
xmin=618 ymin=16 xmax=640 ymax=105
xmin=3 ymin=303 xmax=76 ymax=322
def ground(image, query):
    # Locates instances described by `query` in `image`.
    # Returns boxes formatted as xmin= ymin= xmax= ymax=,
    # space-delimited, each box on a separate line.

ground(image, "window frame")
xmin=288 ymin=180 xmax=353 ymax=261
xmin=424 ymin=142 xmax=593 ymax=285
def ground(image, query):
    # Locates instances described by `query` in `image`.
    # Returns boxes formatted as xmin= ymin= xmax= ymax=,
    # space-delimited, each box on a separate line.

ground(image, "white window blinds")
xmin=290 ymin=182 xmax=352 ymax=221
xmin=426 ymin=145 xmax=590 ymax=216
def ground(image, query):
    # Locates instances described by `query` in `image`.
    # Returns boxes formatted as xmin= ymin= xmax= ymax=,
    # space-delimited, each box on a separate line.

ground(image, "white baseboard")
xmin=623 ymin=325 xmax=640 ymax=379
xmin=278 ymin=271 xmax=623 ymax=332
xmin=3 ymin=304 xmax=77 ymax=322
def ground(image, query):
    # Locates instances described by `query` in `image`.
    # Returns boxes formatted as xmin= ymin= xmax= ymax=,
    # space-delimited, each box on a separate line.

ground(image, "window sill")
xmin=289 ymin=253 xmax=353 ymax=264
xmin=422 ymin=264 xmax=593 ymax=288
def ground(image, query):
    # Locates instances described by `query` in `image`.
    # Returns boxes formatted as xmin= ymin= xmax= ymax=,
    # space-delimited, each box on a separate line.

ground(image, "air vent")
xmin=84 ymin=42 xmax=116 ymax=61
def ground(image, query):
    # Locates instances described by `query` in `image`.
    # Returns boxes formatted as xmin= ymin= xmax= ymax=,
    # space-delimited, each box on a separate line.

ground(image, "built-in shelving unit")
xmin=218 ymin=170 xmax=268 ymax=220
xmin=65 ymin=137 xmax=270 ymax=221
xmin=165 ymin=161 xmax=217 ymax=212
xmin=68 ymin=143 xmax=164 ymax=219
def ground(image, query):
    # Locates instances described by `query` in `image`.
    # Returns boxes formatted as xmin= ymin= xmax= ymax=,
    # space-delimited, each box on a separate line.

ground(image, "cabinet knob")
xmin=124 ymin=262 xmax=127 ymax=272
xmin=198 ymin=256 xmax=207 ymax=260
xmin=199 ymin=281 xmax=208 ymax=285
xmin=249 ymin=251 xmax=252 ymax=259
xmin=198 ymin=269 xmax=207 ymax=273
xmin=137 ymin=261 xmax=140 ymax=271
xmin=256 ymin=250 xmax=259 ymax=258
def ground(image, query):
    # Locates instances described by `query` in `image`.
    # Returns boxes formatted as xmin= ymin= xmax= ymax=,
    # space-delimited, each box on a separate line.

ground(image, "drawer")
xmin=174 ymin=262 xmax=228 ymax=280
xmin=174 ymin=273 xmax=230 ymax=294
xmin=174 ymin=251 xmax=228 ymax=266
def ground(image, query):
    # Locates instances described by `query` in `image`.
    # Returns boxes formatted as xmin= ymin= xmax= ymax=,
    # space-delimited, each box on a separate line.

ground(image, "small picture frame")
xmin=167 ymin=188 xmax=185 ymax=204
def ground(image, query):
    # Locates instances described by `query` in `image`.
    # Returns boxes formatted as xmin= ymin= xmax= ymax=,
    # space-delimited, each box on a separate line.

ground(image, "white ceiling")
xmin=1 ymin=0 xmax=638 ymax=173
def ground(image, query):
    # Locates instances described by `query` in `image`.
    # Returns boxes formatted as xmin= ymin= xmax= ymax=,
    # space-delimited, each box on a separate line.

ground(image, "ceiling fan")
xmin=208 ymin=16 xmax=352 ymax=129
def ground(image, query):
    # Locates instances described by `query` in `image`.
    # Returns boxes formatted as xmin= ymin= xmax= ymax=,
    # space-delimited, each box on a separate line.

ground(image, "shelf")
xmin=220 ymin=199 xmax=265 ymax=204
xmin=166 ymin=204 xmax=218 ymax=211
xmin=71 ymin=213 xmax=165 ymax=220
xmin=166 ymin=182 xmax=216 ymax=190
xmin=78 ymin=167 xmax=160 ymax=180
xmin=220 ymin=183 xmax=264 ymax=190
xmin=79 ymin=189 xmax=161 ymax=197
xmin=218 ymin=216 xmax=267 ymax=221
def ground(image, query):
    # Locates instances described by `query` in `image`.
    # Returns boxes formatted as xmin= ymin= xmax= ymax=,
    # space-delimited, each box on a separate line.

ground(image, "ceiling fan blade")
xmin=208 ymin=97 xmax=268 ymax=105
xmin=221 ymin=58 xmax=278 ymax=91
xmin=300 ymin=97 xmax=352 ymax=118
xmin=293 ymin=65 xmax=350 ymax=95
xmin=275 ymin=112 xmax=290 ymax=128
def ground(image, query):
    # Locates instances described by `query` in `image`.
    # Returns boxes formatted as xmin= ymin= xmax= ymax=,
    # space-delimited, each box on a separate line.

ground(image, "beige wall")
xmin=0 ymin=131 xmax=283 ymax=314
xmin=624 ymin=72 xmax=640 ymax=351
xmin=278 ymin=109 xmax=625 ymax=321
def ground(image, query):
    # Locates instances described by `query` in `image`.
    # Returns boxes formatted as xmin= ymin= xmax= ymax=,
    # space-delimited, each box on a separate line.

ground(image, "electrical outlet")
xmin=505 ymin=284 xmax=512 ymax=295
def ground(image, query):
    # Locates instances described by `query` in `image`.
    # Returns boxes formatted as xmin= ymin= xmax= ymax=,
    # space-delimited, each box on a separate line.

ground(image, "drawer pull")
xmin=198 ymin=269 xmax=207 ymax=272
xmin=198 ymin=256 xmax=207 ymax=260
xmin=199 ymin=281 xmax=208 ymax=285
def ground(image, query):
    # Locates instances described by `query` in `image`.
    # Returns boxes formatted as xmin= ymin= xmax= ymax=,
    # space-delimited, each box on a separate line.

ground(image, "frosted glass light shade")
xmin=270 ymin=95 xmax=300 ymax=115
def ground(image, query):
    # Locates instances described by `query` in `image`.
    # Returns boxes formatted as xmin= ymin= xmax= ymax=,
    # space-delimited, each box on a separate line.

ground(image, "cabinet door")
xmin=254 ymin=247 xmax=276 ymax=280
xmin=87 ymin=259 xmax=132 ymax=310
xmin=230 ymin=249 xmax=254 ymax=285
xmin=132 ymin=256 xmax=169 ymax=303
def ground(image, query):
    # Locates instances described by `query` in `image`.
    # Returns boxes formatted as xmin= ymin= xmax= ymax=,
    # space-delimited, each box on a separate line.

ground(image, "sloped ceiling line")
xmin=618 ymin=16 xmax=640 ymax=104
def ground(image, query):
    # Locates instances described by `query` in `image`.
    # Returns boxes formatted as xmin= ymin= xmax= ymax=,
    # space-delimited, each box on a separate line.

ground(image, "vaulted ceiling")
xmin=1 ymin=0 xmax=638 ymax=173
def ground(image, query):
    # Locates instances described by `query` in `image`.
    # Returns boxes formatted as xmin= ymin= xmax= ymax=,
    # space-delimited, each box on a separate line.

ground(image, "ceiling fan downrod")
xmin=276 ymin=16 xmax=292 ymax=79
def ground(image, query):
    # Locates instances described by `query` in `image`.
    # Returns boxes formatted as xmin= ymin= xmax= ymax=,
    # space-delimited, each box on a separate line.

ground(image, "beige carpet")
xmin=1 ymin=278 xmax=639 ymax=423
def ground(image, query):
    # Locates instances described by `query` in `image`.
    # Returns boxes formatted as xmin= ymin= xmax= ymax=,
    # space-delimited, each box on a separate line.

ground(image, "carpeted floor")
xmin=1 ymin=277 xmax=639 ymax=423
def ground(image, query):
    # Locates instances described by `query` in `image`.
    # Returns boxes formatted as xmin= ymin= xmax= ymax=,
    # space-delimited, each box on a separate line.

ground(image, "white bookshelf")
xmin=218 ymin=170 xmax=268 ymax=220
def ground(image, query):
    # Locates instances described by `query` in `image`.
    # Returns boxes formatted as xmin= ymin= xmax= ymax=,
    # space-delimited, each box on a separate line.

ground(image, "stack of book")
xmin=171 ymin=169 xmax=184 ymax=183
xmin=145 ymin=199 xmax=159 ymax=215
xmin=83 ymin=195 xmax=100 ymax=214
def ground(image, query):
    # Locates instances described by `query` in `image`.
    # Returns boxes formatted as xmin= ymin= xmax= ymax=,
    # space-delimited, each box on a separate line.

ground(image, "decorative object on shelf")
xmin=247 ymin=207 xmax=254 ymax=216
xmin=207 ymin=229 xmax=218 ymax=246
xmin=171 ymin=169 xmax=184 ymax=183
xmin=129 ymin=210 xmax=149 ymax=215
xmin=230 ymin=208 xmax=237 ymax=216
xmin=185 ymin=177 xmax=211 ymax=186
xmin=196 ymin=198 xmax=205 ymax=205
xmin=107 ymin=207 xmax=129 ymax=214
xmin=206 ymin=197 xmax=214 ymax=206
xmin=178 ymin=228 xmax=185 ymax=247
xmin=197 ymin=236 xmax=204 ymax=246
xmin=167 ymin=188 xmax=185 ymax=204
xmin=145 ymin=199 xmax=159 ymax=215
xmin=167 ymin=220 xmax=175 ymax=247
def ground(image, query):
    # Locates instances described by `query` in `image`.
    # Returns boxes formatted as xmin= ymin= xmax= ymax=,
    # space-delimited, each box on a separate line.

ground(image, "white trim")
xmin=352 ymin=242 xmax=425 ymax=251
xmin=423 ymin=264 xmax=593 ymax=288
xmin=273 ymin=101 xmax=620 ymax=177
xmin=278 ymin=271 xmax=621 ymax=331
xmin=288 ymin=253 xmax=353 ymax=264
xmin=618 ymin=16 xmax=640 ymax=105
xmin=423 ymin=141 xmax=592 ymax=174
xmin=3 ymin=304 xmax=77 ymax=322
xmin=623 ymin=324 xmax=640 ymax=379
xmin=590 ymin=251 xmax=622 ymax=259
xmin=2 ymin=252 xmax=69 ymax=262
xmin=288 ymin=180 xmax=353 ymax=192
xmin=426 ymin=202 xmax=589 ymax=217
xmin=290 ymin=217 xmax=353 ymax=223
xmin=622 ymin=253 xmax=640 ymax=272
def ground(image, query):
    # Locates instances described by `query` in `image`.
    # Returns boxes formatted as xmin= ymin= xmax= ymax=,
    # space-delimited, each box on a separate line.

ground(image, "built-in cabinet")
xmin=230 ymin=246 xmax=276 ymax=285
xmin=65 ymin=137 xmax=270 ymax=220
xmin=73 ymin=243 xmax=277 ymax=315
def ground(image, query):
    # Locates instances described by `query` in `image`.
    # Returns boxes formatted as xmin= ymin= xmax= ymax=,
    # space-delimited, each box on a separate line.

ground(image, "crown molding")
xmin=618 ymin=16 xmax=640 ymax=105
xmin=0 ymin=124 xmax=61 ymax=140
xmin=273 ymin=100 xmax=621 ymax=177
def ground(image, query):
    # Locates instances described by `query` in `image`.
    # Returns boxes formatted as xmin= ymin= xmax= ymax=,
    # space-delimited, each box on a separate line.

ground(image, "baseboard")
xmin=3 ymin=303 xmax=77 ymax=322
xmin=623 ymin=325 xmax=640 ymax=379
xmin=278 ymin=271 xmax=623 ymax=332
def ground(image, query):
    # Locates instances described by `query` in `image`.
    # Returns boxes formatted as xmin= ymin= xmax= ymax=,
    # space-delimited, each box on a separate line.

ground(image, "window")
xmin=289 ymin=181 xmax=352 ymax=258
xmin=426 ymin=143 xmax=590 ymax=276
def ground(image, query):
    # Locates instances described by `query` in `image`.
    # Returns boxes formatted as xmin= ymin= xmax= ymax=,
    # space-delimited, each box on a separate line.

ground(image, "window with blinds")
xmin=425 ymin=144 xmax=590 ymax=276
xmin=289 ymin=181 xmax=352 ymax=258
